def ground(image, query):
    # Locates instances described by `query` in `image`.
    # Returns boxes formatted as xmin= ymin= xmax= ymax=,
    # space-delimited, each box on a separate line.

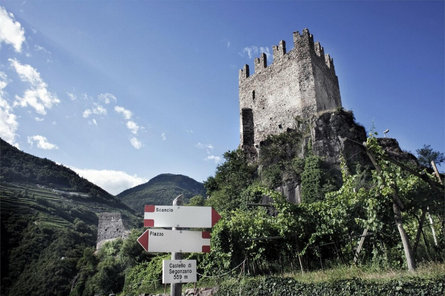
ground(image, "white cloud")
xmin=161 ymin=132 xmax=166 ymax=141
xmin=0 ymin=72 xmax=19 ymax=146
xmin=130 ymin=137 xmax=142 ymax=149
xmin=115 ymin=105 xmax=132 ymax=120
xmin=34 ymin=44 xmax=51 ymax=55
xmin=0 ymin=72 xmax=7 ymax=90
xmin=196 ymin=142 xmax=214 ymax=151
xmin=196 ymin=142 xmax=221 ymax=163
xmin=70 ymin=167 xmax=147 ymax=195
xmin=35 ymin=117 xmax=44 ymax=122
xmin=206 ymin=155 xmax=222 ymax=163
xmin=83 ymin=103 xmax=107 ymax=118
xmin=0 ymin=6 xmax=25 ymax=52
xmin=98 ymin=92 xmax=117 ymax=104
xmin=82 ymin=109 xmax=92 ymax=118
xmin=66 ymin=92 xmax=76 ymax=101
xmin=242 ymin=46 xmax=271 ymax=60
xmin=115 ymin=105 xmax=141 ymax=136
xmin=27 ymin=135 xmax=58 ymax=150
xmin=126 ymin=120 xmax=139 ymax=135
xmin=94 ymin=104 xmax=107 ymax=115
xmin=9 ymin=58 xmax=59 ymax=115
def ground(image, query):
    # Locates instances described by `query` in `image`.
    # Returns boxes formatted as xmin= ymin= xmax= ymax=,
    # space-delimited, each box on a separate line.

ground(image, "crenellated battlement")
xmin=239 ymin=64 xmax=250 ymax=80
xmin=239 ymin=28 xmax=336 ymax=82
xmin=239 ymin=28 xmax=342 ymax=153
xmin=272 ymin=40 xmax=286 ymax=61
xmin=254 ymin=52 xmax=268 ymax=73
xmin=314 ymin=41 xmax=324 ymax=57
xmin=293 ymin=28 xmax=314 ymax=48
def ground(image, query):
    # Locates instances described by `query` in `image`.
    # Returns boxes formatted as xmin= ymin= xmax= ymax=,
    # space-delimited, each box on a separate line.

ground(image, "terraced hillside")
xmin=0 ymin=139 xmax=140 ymax=296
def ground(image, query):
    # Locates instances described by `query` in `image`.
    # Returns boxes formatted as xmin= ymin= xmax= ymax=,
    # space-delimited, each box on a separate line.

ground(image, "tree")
xmin=416 ymin=144 xmax=445 ymax=168
xmin=187 ymin=195 xmax=206 ymax=206
xmin=204 ymin=149 xmax=257 ymax=212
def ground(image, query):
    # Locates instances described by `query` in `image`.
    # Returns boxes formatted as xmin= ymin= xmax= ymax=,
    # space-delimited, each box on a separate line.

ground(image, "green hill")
xmin=118 ymin=173 xmax=206 ymax=213
xmin=0 ymin=138 xmax=139 ymax=296
xmin=1 ymin=138 xmax=110 ymax=195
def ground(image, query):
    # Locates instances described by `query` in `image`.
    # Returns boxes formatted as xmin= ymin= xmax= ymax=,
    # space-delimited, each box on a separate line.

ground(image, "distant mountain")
xmin=118 ymin=173 xmax=206 ymax=212
xmin=0 ymin=138 xmax=138 ymax=296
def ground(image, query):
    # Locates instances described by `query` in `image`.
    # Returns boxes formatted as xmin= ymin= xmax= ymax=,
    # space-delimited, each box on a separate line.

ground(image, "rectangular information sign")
xmin=144 ymin=205 xmax=221 ymax=228
xmin=137 ymin=229 xmax=211 ymax=253
xmin=162 ymin=260 xmax=197 ymax=284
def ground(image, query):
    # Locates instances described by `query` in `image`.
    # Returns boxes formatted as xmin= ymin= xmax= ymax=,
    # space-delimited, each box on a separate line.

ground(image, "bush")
xmin=216 ymin=276 xmax=445 ymax=296
xmin=122 ymin=255 xmax=169 ymax=295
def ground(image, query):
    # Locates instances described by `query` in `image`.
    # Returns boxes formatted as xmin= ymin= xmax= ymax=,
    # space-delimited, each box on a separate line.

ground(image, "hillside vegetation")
xmin=61 ymin=130 xmax=444 ymax=295
xmin=0 ymin=139 xmax=139 ymax=296
xmin=1 ymin=139 xmax=106 ymax=195
xmin=203 ymin=133 xmax=444 ymax=274
xmin=1 ymin=123 xmax=444 ymax=296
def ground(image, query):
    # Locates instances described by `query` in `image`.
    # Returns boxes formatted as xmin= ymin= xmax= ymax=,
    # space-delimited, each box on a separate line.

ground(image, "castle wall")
xmin=239 ymin=29 xmax=341 ymax=151
xmin=96 ymin=212 xmax=129 ymax=249
xmin=312 ymin=45 xmax=341 ymax=111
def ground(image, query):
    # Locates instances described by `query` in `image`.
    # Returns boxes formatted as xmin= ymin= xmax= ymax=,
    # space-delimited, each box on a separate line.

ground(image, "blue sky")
xmin=1 ymin=1 xmax=444 ymax=195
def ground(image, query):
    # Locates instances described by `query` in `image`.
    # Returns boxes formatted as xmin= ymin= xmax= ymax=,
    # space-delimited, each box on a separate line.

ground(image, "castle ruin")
xmin=239 ymin=28 xmax=342 ymax=154
xmin=96 ymin=212 xmax=130 ymax=249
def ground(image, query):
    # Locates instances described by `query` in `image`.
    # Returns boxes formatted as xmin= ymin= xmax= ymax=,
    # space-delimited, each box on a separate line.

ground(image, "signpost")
xmin=137 ymin=194 xmax=221 ymax=296
xmin=144 ymin=205 xmax=221 ymax=228
xmin=162 ymin=260 xmax=197 ymax=284
xmin=137 ymin=229 xmax=211 ymax=253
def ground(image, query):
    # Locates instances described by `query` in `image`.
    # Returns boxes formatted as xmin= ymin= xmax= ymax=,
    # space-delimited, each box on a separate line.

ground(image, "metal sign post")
xmin=136 ymin=194 xmax=221 ymax=296
xmin=171 ymin=194 xmax=183 ymax=296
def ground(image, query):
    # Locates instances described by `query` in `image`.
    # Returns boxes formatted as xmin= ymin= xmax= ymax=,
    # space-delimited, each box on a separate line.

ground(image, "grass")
xmin=129 ymin=262 xmax=445 ymax=296
xmin=287 ymin=262 xmax=445 ymax=283
xmin=157 ymin=262 xmax=445 ymax=295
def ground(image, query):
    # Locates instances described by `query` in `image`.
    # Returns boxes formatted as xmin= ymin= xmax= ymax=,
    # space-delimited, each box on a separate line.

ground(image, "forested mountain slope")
xmin=0 ymin=138 xmax=139 ymax=296
xmin=118 ymin=173 xmax=205 ymax=213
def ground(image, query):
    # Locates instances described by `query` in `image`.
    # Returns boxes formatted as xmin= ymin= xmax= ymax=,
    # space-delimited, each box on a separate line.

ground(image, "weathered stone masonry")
xmin=96 ymin=212 xmax=129 ymax=249
xmin=239 ymin=28 xmax=342 ymax=153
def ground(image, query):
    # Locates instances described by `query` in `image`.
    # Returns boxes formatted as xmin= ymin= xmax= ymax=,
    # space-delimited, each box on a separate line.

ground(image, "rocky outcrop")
xmin=377 ymin=138 xmax=419 ymax=167
xmin=312 ymin=109 xmax=369 ymax=172
xmin=261 ymin=109 xmax=419 ymax=204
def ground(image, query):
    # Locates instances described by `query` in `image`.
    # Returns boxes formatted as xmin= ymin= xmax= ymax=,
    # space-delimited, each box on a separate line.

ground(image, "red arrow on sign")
xmin=137 ymin=229 xmax=150 ymax=252
xmin=137 ymin=229 xmax=211 ymax=253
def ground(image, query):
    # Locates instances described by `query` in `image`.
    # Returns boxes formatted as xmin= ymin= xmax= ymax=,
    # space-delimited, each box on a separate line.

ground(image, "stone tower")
xmin=239 ymin=28 xmax=342 ymax=154
xmin=96 ymin=212 xmax=129 ymax=249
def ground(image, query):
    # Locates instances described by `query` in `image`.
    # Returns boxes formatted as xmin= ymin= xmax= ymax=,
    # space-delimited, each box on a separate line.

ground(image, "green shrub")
xmin=122 ymin=254 xmax=169 ymax=295
xmin=216 ymin=276 xmax=445 ymax=296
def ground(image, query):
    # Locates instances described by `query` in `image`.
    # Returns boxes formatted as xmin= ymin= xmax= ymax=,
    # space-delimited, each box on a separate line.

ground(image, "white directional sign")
xmin=162 ymin=260 xmax=197 ymax=284
xmin=144 ymin=205 xmax=221 ymax=228
xmin=137 ymin=229 xmax=211 ymax=253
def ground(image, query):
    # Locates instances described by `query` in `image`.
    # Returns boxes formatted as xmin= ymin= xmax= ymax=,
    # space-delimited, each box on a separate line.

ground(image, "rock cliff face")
xmin=263 ymin=109 xmax=419 ymax=204
xmin=312 ymin=109 xmax=369 ymax=171
xmin=376 ymin=138 xmax=419 ymax=167
xmin=268 ymin=109 xmax=369 ymax=203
